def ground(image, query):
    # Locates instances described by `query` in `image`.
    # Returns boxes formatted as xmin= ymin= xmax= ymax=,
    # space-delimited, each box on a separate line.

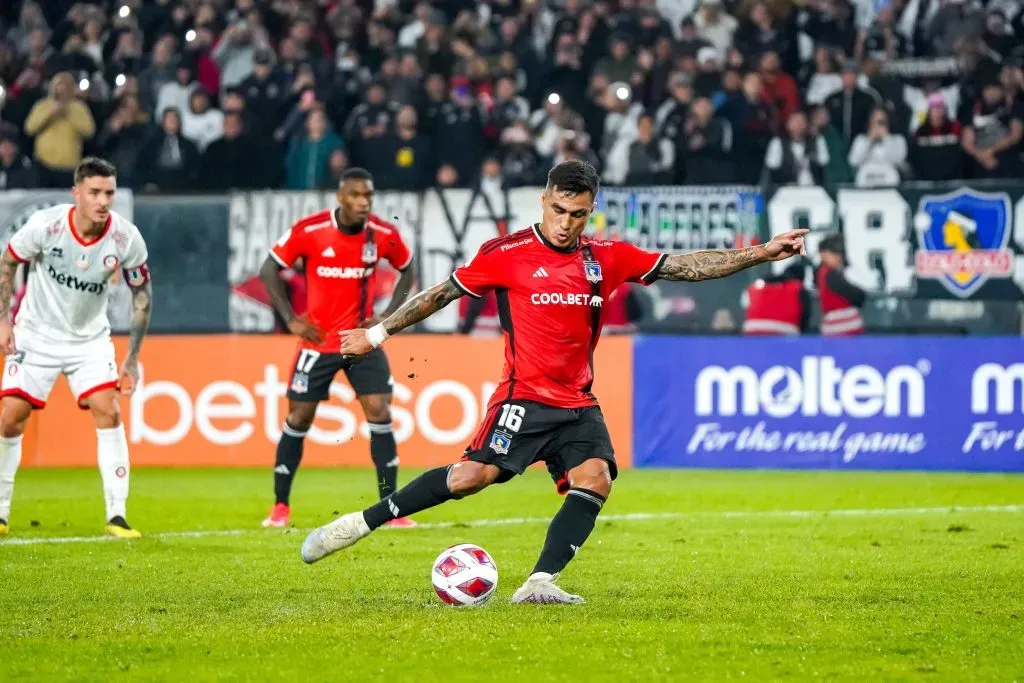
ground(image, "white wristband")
xmin=366 ymin=322 xmax=390 ymax=348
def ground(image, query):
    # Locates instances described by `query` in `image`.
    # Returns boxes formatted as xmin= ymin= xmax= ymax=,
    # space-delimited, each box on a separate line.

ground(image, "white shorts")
xmin=1 ymin=328 xmax=118 ymax=410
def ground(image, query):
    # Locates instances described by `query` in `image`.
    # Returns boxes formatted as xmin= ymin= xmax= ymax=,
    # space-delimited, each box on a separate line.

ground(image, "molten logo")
xmin=694 ymin=356 xmax=927 ymax=418
xmin=971 ymin=363 xmax=1024 ymax=415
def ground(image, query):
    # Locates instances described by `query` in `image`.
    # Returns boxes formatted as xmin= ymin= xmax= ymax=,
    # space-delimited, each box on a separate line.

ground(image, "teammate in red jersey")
xmin=259 ymin=168 xmax=416 ymax=529
xmin=300 ymin=161 xmax=807 ymax=603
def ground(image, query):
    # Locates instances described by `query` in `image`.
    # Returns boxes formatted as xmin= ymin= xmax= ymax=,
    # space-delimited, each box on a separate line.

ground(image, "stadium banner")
xmin=20 ymin=335 xmax=633 ymax=469
xmin=587 ymin=185 xmax=766 ymax=333
xmin=632 ymin=336 xmax=1024 ymax=472
xmin=765 ymin=183 xmax=1024 ymax=301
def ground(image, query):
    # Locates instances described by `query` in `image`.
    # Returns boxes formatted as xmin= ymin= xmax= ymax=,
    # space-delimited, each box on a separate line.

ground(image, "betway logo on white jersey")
xmin=695 ymin=356 xmax=927 ymax=418
xmin=531 ymin=292 xmax=602 ymax=307
xmin=971 ymin=363 xmax=1024 ymax=414
xmin=316 ymin=266 xmax=373 ymax=279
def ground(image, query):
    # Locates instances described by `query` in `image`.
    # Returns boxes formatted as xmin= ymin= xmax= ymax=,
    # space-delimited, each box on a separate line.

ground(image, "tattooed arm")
xmin=656 ymin=230 xmax=808 ymax=282
xmin=339 ymin=279 xmax=464 ymax=356
xmin=0 ymin=250 xmax=19 ymax=353
xmin=118 ymin=278 xmax=152 ymax=395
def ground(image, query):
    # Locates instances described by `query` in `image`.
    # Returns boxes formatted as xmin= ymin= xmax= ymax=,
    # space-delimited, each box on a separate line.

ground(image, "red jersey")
xmin=270 ymin=209 xmax=412 ymax=353
xmin=451 ymin=225 xmax=664 ymax=410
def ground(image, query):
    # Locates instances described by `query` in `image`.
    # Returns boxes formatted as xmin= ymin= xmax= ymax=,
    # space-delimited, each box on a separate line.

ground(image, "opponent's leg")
xmin=512 ymin=457 xmax=613 ymax=605
xmin=0 ymin=396 xmax=33 ymax=535
xmin=84 ymin=387 xmax=139 ymax=539
xmin=264 ymin=399 xmax=317 ymax=528
xmin=300 ymin=461 xmax=501 ymax=564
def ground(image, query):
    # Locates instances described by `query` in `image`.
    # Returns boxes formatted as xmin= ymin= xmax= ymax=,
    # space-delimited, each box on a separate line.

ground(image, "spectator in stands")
xmin=1001 ymin=64 xmax=1024 ymax=108
xmin=905 ymin=77 xmax=961 ymax=135
xmin=137 ymin=108 xmax=200 ymax=193
xmin=200 ymin=111 xmax=264 ymax=190
xmin=44 ymin=31 xmax=99 ymax=83
xmin=0 ymin=122 xmax=37 ymax=190
xmin=805 ymin=47 xmax=843 ymax=106
xmin=929 ymin=0 xmax=985 ymax=57
xmin=681 ymin=96 xmax=734 ymax=184
xmin=694 ymin=0 xmax=738 ymax=56
xmin=694 ymin=47 xmax=723 ymax=98
xmin=625 ymin=113 xmax=674 ymax=185
xmin=23 ymin=71 xmax=95 ymax=187
xmin=910 ymin=94 xmax=964 ymax=181
xmin=239 ymin=48 xmax=289 ymax=136
xmin=726 ymin=72 xmax=775 ymax=184
xmin=156 ymin=60 xmax=198 ymax=119
xmin=759 ymin=51 xmax=799 ymax=129
xmin=213 ymin=17 xmax=271 ymax=90
xmin=676 ymin=17 xmax=712 ymax=59
xmin=765 ymin=110 xmax=829 ymax=186
xmin=849 ymin=107 xmax=907 ymax=186
xmin=96 ymin=92 xmax=151 ymax=188
xmin=811 ymin=104 xmax=854 ymax=184
xmin=181 ymin=88 xmax=223 ymax=152
xmin=600 ymin=83 xmax=643 ymax=185
xmin=854 ymin=1 xmax=907 ymax=62
xmin=286 ymin=106 xmax=342 ymax=190
xmin=499 ymin=120 xmax=544 ymax=187
xmin=801 ymin=0 xmax=857 ymax=56
xmin=960 ymin=80 xmax=1024 ymax=178
xmin=365 ymin=105 xmax=431 ymax=191
xmin=982 ymin=9 xmax=1018 ymax=60
xmin=343 ymin=81 xmax=396 ymax=167
xmin=139 ymin=35 xmax=178 ymax=115
xmin=825 ymin=60 xmax=878 ymax=144
xmin=491 ymin=76 xmax=531 ymax=133
xmin=433 ymin=83 xmax=486 ymax=187
xmin=655 ymin=72 xmax=694 ymax=143
xmin=321 ymin=148 xmax=350 ymax=190
xmin=733 ymin=2 xmax=793 ymax=69
xmin=861 ymin=59 xmax=910 ymax=135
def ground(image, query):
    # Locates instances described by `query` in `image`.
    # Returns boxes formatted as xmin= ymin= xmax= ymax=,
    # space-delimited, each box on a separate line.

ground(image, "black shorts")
xmin=286 ymin=347 xmax=393 ymax=403
xmin=464 ymin=400 xmax=617 ymax=483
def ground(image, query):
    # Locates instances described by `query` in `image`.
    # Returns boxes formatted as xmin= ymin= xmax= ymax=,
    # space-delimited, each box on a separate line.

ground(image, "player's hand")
xmin=119 ymin=357 xmax=139 ymax=396
xmin=338 ymin=328 xmax=373 ymax=357
xmin=0 ymin=320 xmax=15 ymax=355
xmin=762 ymin=229 xmax=809 ymax=262
xmin=287 ymin=315 xmax=325 ymax=344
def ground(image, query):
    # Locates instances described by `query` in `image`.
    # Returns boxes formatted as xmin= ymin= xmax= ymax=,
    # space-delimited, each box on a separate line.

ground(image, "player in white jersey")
xmin=0 ymin=157 xmax=153 ymax=538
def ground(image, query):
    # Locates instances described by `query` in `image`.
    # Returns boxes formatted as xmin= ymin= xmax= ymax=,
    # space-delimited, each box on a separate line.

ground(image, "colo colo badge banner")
xmin=633 ymin=336 xmax=1024 ymax=472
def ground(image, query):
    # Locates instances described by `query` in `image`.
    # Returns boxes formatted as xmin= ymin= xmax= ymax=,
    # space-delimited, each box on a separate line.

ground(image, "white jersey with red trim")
xmin=6 ymin=204 xmax=149 ymax=344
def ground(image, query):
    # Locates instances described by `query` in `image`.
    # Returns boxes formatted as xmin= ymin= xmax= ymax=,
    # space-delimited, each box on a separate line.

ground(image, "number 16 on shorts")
xmin=291 ymin=349 xmax=320 ymax=394
xmin=489 ymin=404 xmax=525 ymax=455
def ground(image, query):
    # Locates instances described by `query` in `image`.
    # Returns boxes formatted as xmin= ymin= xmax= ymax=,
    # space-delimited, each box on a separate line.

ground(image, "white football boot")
xmin=511 ymin=572 xmax=585 ymax=604
xmin=300 ymin=511 xmax=372 ymax=564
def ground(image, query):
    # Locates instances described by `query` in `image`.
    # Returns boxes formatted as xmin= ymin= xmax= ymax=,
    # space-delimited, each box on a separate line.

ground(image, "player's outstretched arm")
xmin=339 ymin=279 xmax=464 ymax=356
xmin=0 ymin=250 xmax=20 ymax=353
xmin=655 ymin=229 xmax=808 ymax=282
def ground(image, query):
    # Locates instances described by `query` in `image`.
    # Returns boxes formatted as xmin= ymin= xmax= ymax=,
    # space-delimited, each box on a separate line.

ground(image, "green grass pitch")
xmin=2 ymin=467 xmax=1023 ymax=682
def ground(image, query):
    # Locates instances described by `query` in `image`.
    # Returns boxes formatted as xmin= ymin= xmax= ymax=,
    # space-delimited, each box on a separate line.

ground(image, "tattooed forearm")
xmin=383 ymin=279 xmax=464 ymax=335
xmin=657 ymin=246 xmax=768 ymax=282
xmin=259 ymin=256 xmax=296 ymax=322
xmin=125 ymin=280 xmax=152 ymax=362
xmin=381 ymin=264 xmax=416 ymax=318
xmin=0 ymin=251 xmax=18 ymax=321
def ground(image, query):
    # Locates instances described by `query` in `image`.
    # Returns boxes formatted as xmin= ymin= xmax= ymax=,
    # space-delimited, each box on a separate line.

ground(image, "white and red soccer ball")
xmin=431 ymin=543 xmax=498 ymax=606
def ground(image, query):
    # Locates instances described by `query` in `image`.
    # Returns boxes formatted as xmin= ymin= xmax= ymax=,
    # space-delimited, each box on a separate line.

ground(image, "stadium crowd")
xmin=0 ymin=0 xmax=1022 ymax=193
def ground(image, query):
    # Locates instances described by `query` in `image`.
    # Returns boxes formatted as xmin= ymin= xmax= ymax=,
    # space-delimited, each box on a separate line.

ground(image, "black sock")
xmin=368 ymin=421 xmax=398 ymax=499
xmin=532 ymin=488 xmax=605 ymax=575
xmin=362 ymin=465 xmax=454 ymax=530
xmin=273 ymin=421 xmax=307 ymax=505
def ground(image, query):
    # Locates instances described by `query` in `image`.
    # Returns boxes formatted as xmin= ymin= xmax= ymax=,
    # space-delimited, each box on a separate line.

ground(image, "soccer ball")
xmin=431 ymin=543 xmax=498 ymax=607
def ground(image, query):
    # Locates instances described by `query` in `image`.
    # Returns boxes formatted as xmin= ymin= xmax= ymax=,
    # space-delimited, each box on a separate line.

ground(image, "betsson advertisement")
xmin=633 ymin=337 xmax=1024 ymax=472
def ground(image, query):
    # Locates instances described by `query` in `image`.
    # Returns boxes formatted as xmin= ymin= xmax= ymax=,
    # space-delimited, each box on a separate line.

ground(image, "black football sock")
xmin=368 ymin=421 xmax=398 ymax=500
xmin=532 ymin=487 xmax=606 ymax=576
xmin=362 ymin=465 xmax=454 ymax=530
xmin=273 ymin=421 xmax=307 ymax=505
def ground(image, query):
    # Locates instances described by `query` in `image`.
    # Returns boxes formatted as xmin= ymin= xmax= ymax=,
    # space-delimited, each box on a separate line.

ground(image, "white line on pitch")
xmin=1 ymin=504 xmax=1022 ymax=547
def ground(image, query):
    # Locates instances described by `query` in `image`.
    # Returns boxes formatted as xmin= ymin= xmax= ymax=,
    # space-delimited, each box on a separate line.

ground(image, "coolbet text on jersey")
xmin=450 ymin=224 xmax=664 ymax=411
xmin=270 ymin=210 xmax=412 ymax=354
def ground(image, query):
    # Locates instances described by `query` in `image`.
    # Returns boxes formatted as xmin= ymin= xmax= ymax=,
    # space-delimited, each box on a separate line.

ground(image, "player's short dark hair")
xmin=545 ymin=160 xmax=600 ymax=199
xmin=340 ymin=167 xmax=373 ymax=184
xmin=74 ymin=157 xmax=117 ymax=185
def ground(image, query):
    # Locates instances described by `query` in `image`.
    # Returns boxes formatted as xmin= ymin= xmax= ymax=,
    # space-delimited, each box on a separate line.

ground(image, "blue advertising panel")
xmin=633 ymin=336 xmax=1024 ymax=471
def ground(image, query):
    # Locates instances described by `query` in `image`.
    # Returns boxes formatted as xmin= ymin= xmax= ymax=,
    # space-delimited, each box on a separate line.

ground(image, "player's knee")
xmin=360 ymin=396 xmax=391 ymax=424
xmin=447 ymin=462 xmax=498 ymax=497
xmin=0 ymin=403 xmax=30 ymax=438
xmin=569 ymin=459 xmax=613 ymax=499
xmin=287 ymin=404 xmax=317 ymax=431
xmin=89 ymin=400 xmax=121 ymax=429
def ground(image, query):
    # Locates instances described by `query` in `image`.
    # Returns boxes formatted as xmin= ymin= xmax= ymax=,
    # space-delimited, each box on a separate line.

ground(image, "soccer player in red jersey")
xmin=301 ymin=161 xmax=807 ymax=603
xmin=259 ymin=168 xmax=416 ymax=529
